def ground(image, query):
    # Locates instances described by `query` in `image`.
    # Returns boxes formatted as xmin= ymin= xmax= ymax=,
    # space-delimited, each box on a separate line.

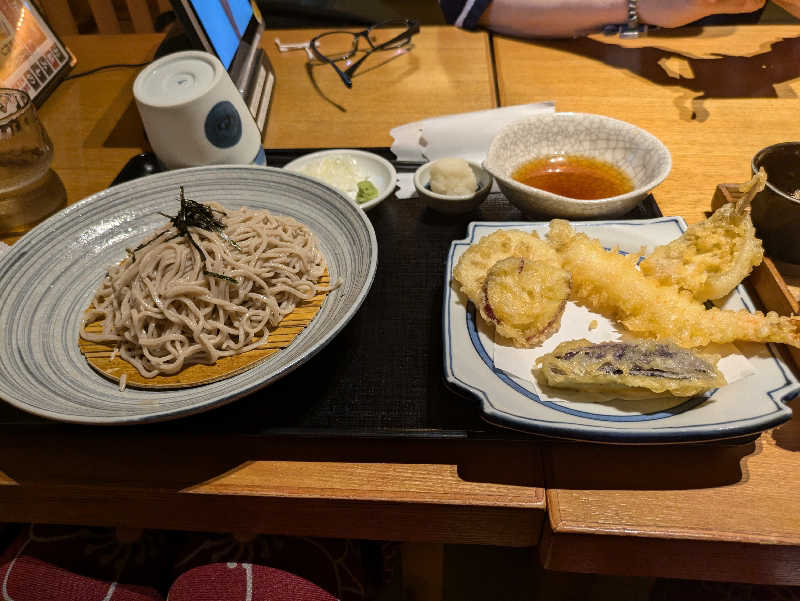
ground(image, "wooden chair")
xmin=37 ymin=0 xmax=173 ymax=36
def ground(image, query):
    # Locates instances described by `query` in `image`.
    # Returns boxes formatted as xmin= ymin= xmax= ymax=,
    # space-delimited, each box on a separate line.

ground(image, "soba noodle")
xmin=80 ymin=203 xmax=328 ymax=378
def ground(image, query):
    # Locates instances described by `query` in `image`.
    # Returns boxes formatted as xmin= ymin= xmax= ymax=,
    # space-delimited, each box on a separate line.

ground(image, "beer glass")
xmin=0 ymin=88 xmax=63 ymax=234
xmin=0 ymin=89 xmax=53 ymax=192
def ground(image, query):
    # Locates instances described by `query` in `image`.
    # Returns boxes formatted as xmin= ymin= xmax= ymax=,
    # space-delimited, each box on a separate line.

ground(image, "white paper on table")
xmin=395 ymin=172 xmax=416 ymax=199
xmin=389 ymin=102 xmax=555 ymax=165
xmin=0 ymin=241 xmax=8 ymax=258
xmin=492 ymin=301 xmax=756 ymax=403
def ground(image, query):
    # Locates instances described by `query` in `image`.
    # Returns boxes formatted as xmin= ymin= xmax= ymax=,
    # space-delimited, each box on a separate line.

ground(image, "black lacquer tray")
xmin=0 ymin=149 xmax=661 ymax=438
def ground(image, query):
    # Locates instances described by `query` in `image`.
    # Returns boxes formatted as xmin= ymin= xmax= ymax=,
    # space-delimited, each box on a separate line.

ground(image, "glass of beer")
xmin=0 ymin=88 xmax=63 ymax=235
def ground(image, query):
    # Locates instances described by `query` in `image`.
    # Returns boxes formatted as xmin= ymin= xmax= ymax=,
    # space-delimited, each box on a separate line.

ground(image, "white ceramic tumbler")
xmin=133 ymin=50 xmax=265 ymax=169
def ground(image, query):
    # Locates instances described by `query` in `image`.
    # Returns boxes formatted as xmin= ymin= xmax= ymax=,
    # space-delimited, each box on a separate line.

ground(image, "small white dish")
xmin=413 ymin=160 xmax=493 ymax=214
xmin=283 ymin=149 xmax=397 ymax=211
xmin=484 ymin=112 xmax=672 ymax=218
xmin=444 ymin=219 xmax=798 ymax=443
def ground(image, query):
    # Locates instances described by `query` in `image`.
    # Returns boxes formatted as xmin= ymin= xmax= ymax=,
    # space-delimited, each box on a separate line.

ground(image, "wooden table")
xmin=2 ymin=23 xmax=800 ymax=592
xmin=494 ymin=24 xmax=800 ymax=224
xmin=263 ymin=27 xmax=497 ymax=149
xmin=494 ymin=24 xmax=800 ymax=585
xmin=0 ymin=28 xmax=545 ymax=555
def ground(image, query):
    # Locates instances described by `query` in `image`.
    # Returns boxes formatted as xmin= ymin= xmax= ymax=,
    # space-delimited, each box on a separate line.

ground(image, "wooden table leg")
xmin=402 ymin=542 xmax=444 ymax=601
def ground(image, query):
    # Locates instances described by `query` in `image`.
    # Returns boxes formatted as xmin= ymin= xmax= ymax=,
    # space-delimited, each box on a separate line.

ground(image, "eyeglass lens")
xmin=366 ymin=20 xmax=415 ymax=49
xmin=312 ymin=19 xmax=415 ymax=62
xmin=312 ymin=32 xmax=359 ymax=61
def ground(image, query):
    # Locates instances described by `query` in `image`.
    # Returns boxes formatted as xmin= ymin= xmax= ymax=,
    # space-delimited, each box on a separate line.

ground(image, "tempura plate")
xmin=0 ymin=165 xmax=377 ymax=424
xmin=444 ymin=219 xmax=798 ymax=443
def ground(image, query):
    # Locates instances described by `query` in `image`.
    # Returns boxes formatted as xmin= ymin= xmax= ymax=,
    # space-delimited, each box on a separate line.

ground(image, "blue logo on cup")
xmin=204 ymin=101 xmax=242 ymax=148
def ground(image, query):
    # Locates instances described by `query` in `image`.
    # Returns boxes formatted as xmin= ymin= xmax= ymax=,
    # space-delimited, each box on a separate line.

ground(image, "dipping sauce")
xmin=512 ymin=154 xmax=634 ymax=200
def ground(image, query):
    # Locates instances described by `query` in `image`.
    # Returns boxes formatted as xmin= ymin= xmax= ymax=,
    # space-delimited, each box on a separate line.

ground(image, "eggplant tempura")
xmin=536 ymin=338 xmax=726 ymax=398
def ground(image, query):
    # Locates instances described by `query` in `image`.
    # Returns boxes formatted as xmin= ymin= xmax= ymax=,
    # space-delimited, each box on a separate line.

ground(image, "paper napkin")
xmin=390 ymin=102 xmax=555 ymax=198
xmin=0 ymin=241 xmax=8 ymax=258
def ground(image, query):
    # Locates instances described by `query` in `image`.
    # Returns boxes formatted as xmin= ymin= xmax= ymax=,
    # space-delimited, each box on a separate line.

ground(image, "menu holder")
xmin=714 ymin=184 xmax=800 ymax=374
xmin=0 ymin=0 xmax=75 ymax=106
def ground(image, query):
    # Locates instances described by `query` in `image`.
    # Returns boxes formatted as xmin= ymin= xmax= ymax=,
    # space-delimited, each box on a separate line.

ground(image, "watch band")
xmin=622 ymin=0 xmax=648 ymax=37
xmin=603 ymin=0 xmax=649 ymax=38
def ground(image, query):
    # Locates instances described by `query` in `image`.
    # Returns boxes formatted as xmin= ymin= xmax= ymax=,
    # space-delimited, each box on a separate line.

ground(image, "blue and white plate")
xmin=0 ymin=165 xmax=378 ymax=424
xmin=444 ymin=218 xmax=799 ymax=443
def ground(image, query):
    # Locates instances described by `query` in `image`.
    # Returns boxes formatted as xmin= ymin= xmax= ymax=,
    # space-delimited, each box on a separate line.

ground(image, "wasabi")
xmin=356 ymin=180 xmax=378 ymax=203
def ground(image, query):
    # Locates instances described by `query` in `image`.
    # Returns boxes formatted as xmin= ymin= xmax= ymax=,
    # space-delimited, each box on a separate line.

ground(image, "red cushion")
xmin=0 ymin=555 xmax=163 ymax=601
xmin=168 ymin=563 xmax=337 ymax=601
xmin=168 ymin=533 xmax=370 ymax=599
xmin=0 ymin=525 xmax=164 ymax=601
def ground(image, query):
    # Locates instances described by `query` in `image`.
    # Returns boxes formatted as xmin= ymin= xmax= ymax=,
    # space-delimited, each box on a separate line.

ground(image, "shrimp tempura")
xmin=547 ymin=219 xmax=800 ymax=349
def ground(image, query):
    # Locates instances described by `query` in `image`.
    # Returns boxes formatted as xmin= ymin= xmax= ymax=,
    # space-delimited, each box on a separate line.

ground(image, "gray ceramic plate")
xmin=0 ymin=165 xmax=378 ymax=424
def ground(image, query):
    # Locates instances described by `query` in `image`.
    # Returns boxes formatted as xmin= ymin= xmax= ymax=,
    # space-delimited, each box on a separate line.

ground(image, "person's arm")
xmin=477 ymin=0 xmax=626 ymax=37
xmin=476 ymin=0 xmax=766 ymax=38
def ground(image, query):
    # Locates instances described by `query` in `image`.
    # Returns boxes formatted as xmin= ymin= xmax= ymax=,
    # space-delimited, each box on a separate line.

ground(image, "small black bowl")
xmin=751 ymin=142 xmax=800 ymax=264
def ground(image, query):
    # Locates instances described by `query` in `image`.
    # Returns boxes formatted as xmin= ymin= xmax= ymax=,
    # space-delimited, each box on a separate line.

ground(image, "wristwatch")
xmin=603 ymin=0 xmax=650 ymax=38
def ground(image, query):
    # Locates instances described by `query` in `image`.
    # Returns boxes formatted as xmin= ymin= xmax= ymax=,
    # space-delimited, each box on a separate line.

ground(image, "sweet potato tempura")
xmin=547 ymin=219 xmax=800 ymax=349
xmin=452 ymin=229 xmax=570 ymax=348
xmin=481 ymin=257 xmax=571 ymax=347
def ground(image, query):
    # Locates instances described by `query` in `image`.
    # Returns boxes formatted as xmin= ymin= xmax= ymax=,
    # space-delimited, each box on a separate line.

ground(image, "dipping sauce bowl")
xmin=484 ymin=113 xmax=671 ymax=219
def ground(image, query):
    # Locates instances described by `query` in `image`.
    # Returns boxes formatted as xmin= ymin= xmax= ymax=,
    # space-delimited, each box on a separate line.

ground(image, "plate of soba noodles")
xmin=0 ymin=165 xmax=378 ymax=424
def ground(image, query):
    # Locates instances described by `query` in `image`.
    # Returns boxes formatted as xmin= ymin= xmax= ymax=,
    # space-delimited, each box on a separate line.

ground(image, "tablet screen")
xmin=188 ymin=0 xmax=254 ymax=69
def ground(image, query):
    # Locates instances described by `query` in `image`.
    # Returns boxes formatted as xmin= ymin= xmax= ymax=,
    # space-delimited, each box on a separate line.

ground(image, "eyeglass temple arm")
xmin=310 ymin=45 xmax=355 ymax=87
xmin=347 ymin=21 xmax=417 ymax=77
xmin=372 ymin=26 xmax=418 ymax=49
xmin=329 ymin=60 xmax=354 ymax=88
xmin=322 ymin=19 xmax=419 ymax=88
xmin=341 ymin=52 xmax=372 ymax=78
xmin=323 ymin=50 xmax=370 ymax=88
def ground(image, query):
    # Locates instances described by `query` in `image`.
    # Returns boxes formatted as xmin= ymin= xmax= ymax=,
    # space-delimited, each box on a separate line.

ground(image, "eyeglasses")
xmin=309 ymin=18 xmax=420 ymax=88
